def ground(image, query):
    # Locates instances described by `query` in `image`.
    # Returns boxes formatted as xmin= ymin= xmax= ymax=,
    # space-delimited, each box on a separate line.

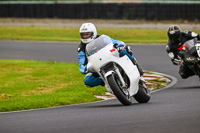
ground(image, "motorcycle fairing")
xmin=87 ymin=42 xmax=140 ymax=96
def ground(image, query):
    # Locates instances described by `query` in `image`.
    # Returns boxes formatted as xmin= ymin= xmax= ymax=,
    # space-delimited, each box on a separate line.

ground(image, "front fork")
xmin=113 ymin=63 xmax=127 ymax=89
xmin=99 ymin=63 xmax=127 ymax=89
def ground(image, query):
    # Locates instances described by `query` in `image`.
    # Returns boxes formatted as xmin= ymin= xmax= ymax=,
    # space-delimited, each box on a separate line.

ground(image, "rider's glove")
xmin=173 ymin=58 xmax=182 ymax=65
xmin=117 ymin=46 xmax=125 ymax=52
xmin=114 ymin=43 xmax=125 ymax=52
xmin=168 ymin=52 xmax=174 ymax=59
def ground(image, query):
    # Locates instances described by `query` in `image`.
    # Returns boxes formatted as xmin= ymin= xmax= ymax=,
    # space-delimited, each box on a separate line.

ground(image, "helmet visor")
xmin=168 ymin=31 xmax=181 ymax=44
xmin=80 ymin=32 xmax=93 ymax=39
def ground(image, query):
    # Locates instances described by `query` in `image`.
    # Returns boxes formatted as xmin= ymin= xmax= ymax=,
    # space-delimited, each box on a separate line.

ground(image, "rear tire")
xmin=134 ymin=84 xmax=151 ymax=103
xmin=107 ymin=73 xmax=132 ymax=106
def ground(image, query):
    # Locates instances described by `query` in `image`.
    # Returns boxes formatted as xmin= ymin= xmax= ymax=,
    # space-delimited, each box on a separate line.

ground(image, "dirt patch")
xmin=0 ymin=94 xmax=12 ymax=99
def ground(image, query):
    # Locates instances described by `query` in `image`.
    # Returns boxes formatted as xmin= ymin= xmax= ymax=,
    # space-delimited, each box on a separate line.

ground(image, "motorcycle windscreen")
xmin=86 ymin=35 xmax=112 ymax=56
xmin=185 ymin=38 xmax=197 ymax=55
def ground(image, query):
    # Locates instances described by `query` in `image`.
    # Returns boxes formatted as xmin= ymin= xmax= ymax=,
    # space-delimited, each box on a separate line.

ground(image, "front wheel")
xmin=133 ymin=84 xmax=151 ymax=103
xmin=107 ymin=73 xmax=132 ymax=106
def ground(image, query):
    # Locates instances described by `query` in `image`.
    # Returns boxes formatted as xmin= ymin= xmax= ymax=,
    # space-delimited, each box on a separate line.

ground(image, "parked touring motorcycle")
xmin=178 ymin=38 xmax=200 ymax=78
xmin=86 ymin=35 xmax=151 ymax=106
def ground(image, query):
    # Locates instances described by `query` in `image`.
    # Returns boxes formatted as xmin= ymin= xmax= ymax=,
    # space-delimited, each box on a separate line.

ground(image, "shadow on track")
xmin=82 ymin=102 xmax=150 ymax=109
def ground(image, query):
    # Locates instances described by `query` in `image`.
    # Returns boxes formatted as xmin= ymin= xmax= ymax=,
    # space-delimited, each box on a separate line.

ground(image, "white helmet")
xmin=79 ymin=23 xmax=97 ymax=44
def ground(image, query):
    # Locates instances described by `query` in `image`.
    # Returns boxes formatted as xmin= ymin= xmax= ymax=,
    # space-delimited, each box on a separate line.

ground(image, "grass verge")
xmin=0 ymin=26 xmax=169 ymax=43
xmin=1 ymin=26 xmax=199 ymax=43
xmin=0 ymin=60 xmax=106 ymax=112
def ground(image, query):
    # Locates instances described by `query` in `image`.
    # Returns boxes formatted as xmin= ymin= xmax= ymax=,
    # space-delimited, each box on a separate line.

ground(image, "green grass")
xmin=0 ymin=26 xmax=170 ymax=43
xmin=1 ymin=26 xmax=199 ymax=43
xmin=0 ymin=60 xmax=106 ymax=112
xmin=0 ymin=27 xmax=80 ymax=42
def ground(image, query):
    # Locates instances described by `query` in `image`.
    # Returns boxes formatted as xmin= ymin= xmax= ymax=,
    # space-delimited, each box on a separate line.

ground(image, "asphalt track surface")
xmin=0 ymin=41 xmax=200 ymax=133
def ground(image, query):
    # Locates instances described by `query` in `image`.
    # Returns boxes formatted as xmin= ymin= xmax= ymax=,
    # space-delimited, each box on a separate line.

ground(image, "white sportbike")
xmin=86 ymin=35 xmax=151 ymax=106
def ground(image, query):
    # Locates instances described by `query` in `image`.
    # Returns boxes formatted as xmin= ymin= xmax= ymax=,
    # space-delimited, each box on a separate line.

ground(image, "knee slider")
xmin=84 ymin=75 xmax=104 ymax=87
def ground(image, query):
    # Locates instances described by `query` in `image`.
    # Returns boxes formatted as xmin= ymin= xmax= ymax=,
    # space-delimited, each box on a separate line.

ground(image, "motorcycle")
xmin=86 ymin=35 xmax=151 ymax=106
xmin=178 ymin=38 xmax=200 ymax=78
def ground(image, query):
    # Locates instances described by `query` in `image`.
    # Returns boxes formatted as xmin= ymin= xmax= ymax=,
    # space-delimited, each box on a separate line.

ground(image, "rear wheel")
xmin=107 ymin=73 xmax=132 ymax=106
xmin=134 ymin=83 xmax=151 ymax=103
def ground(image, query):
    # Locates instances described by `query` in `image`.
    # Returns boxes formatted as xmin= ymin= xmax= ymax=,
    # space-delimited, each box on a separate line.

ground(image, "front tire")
xmin=107 ymin=74 xmax=132 ymax=106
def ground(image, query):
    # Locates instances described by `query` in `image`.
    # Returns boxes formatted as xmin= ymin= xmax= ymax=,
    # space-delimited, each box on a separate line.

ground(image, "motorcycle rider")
xmin=166 ymin=25 xmax=200 ymax=79
xmin=77 ymin=22 xmax=145 ymax=87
